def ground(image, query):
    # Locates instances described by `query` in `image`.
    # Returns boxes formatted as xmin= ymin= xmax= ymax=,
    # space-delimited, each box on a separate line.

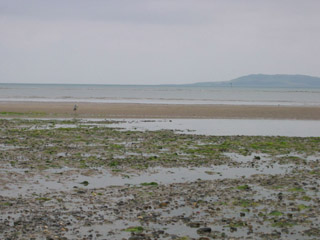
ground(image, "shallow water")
xmin=8 ymin=117 xmax=320 ymax=137
xmin=1 ymin=163 xmax=297 ymax=197
xmin=110 ymin=118 xmax=320 ymax=137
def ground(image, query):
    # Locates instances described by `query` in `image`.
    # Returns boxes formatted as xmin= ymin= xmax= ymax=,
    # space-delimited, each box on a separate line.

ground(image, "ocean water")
xmin=0 ymin=83 xmax=319 ymax=106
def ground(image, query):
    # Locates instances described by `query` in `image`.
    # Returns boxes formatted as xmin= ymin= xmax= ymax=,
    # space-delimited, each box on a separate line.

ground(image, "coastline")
xmin=0 ymin=101 xmax=319 ymax=120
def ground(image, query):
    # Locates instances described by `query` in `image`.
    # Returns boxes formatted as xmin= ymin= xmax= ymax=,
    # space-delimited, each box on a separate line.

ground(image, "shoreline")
xmin=0 ymin=101 xmax=320 ymax=120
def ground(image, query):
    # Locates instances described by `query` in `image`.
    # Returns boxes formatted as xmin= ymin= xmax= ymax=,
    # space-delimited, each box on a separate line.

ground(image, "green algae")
xmin=0 ymin=118 xmax=319 ymax=173
xmin=35 ymin=197 xmax=51 ymax=202
xmin=271 ymin=221 xmax=295 ymax=228
xmin=124 ymin=226 xmax=144 ymax=233
xmin=140 ymin=182 xmax=158 ymax=186
xmin=236 ymin=185 xmax=250 ymax=190
xmin=0 ymin=202 xmax=12 ymax=206
xmin=269 ymin=210 xmax=283 ymax=216
xmin=288 ymin=187 xmax=304 ymax=192
xmin=233 ymin=199 xmax=258 ymax=208
xmin=80 ymin=181 xmax=89 ymax=186
xmin=228 ymin=221 xmax=247 ymax=228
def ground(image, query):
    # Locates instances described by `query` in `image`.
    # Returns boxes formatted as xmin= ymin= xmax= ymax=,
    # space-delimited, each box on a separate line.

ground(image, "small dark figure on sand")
xmin=73 ymin=104 xmax=78 ymax=112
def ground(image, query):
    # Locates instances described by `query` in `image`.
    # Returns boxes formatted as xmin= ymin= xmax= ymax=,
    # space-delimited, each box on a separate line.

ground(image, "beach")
xmin=1 ymin=101 xmax=320 ymax=119
xmin=1 ymin=118 xmax=319 ymax=239
xmin=1 ymin=83 xmax=320 ymax=240
xmin=1 ymin=1 xmax=320 ymax=238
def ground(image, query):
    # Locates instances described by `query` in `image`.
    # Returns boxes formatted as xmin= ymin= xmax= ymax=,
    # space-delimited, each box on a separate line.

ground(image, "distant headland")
xmin=1 ymin=74 xmax=320 ymax=88
xmin=184 ymin=74 xmax=320 ymax=88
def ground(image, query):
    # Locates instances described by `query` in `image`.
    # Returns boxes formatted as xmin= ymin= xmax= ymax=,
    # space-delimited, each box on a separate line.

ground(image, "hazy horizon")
xmin=1 ymin=0 xmax=320 ymax=85
xmin=1 ymin=73 xmax=320 ymax=86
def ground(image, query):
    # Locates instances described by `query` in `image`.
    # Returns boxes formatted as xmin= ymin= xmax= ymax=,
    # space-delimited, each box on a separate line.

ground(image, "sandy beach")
xmin=0 ymin=101 xmax=320 ymax=119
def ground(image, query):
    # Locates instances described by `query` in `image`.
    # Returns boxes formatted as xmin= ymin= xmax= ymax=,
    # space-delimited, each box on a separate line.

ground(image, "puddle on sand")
xmin=276 ymin=153 xmax=320 ymax=162
xmin=64 ymin=220 xmax=209 ymax=240
xmin=29 ymin=124 xmax=78 ymax=130
xmin=1 ymin=163 xmax=295 ymax=197
xmin=9 ymin=118 xmax=320 ymax=137
xmin=223 ymin=152 xmax=271 ymax=163
xmin=108 ymin=118 xmax=320 ymax=137
xmin=64 ymin=220 xmax=139 ymax=240
xmin=0 ymin=144 xmax=24 ymax=150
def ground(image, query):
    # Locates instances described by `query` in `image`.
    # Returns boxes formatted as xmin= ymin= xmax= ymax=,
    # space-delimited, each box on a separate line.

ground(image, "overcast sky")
xmin=1 ymin=0 xmax=320 ymax=85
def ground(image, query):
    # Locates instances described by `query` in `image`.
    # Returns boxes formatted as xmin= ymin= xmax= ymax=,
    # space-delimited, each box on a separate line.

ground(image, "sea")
xmin=0 ymin=83 xmax=320 ymax=106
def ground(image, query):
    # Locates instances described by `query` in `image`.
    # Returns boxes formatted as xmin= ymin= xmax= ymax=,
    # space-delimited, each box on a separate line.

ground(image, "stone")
xmin=197 ymin=227 xmax=212 ymax=234
xmin=189 ymin=222 xmax=201 ymax=228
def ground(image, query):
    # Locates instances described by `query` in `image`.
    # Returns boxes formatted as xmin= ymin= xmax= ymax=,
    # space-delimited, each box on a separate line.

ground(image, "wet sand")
xmin=1 ymin=119 xmax=319 ymax=239
xmin=0 ymin=101 xmax=320 ymax=119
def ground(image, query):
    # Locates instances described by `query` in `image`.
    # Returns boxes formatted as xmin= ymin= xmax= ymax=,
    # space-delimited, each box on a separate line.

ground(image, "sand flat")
xmin=0 ymin=101 xmax=320 ymax=120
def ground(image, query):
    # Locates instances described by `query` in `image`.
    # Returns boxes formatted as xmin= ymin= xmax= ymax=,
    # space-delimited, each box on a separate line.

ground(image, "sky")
xmin=1 ymin=0 xmax=320 ymax=85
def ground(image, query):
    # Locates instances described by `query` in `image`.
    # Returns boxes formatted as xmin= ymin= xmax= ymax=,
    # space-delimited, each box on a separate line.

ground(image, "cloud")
xmin=0 ymin=0 xmax=215 ymax=25
xmin=0 ymin=0 xmax=320 ymax=84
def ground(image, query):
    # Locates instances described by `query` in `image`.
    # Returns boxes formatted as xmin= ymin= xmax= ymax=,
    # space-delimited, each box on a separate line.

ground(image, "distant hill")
xmin=188 ymin=74 xmax=320 ymax=88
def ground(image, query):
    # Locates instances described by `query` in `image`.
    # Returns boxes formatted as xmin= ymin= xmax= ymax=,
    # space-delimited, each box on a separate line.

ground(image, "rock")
xmin=159 ymin=202 xmax=169 ymax=208
xmin=189 ymin=222 xmax=201 ymax=228
xmin=197 ymin=227 xmax=212 ymax=234
xmin=129 ymin=234 xmax=150 ymax=240
xmin=230 ymin=227 xmax=237 ymax=232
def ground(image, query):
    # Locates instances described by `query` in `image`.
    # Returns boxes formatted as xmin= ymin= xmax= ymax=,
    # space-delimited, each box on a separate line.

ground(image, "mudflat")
xmin=0 ymin=101 xmax=320 ymax=119
xmin=1 ymin=118 xmax=320 ymax=239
